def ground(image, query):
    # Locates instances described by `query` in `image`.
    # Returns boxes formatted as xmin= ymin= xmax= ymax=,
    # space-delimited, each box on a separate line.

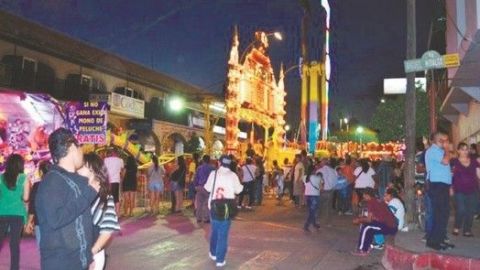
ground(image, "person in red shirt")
xmin=351 ymin=188 xmax=398 ymax=256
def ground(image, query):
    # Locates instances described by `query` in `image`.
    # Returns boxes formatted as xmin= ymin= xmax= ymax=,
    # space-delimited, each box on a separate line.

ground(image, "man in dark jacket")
xmin=36 ymin=128 xmax=99 ymax=270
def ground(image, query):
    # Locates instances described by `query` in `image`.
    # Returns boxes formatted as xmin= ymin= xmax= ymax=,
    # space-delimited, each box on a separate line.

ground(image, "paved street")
xmin=0 ymin=195 xmax=385 ymax=270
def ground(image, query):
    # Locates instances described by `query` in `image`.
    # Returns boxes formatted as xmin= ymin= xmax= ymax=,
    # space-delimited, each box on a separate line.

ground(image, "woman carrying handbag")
xmin=204 ymin=155 xmax=243 ymax=268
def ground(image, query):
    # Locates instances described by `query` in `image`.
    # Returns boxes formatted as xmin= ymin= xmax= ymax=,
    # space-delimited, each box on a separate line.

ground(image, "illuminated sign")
xmin=384 ymin=78 xmax=426 ymax=94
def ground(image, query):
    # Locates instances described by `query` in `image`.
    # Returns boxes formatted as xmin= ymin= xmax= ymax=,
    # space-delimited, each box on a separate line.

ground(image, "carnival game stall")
xmin=0 ymin=89 xmax=64 ymax=175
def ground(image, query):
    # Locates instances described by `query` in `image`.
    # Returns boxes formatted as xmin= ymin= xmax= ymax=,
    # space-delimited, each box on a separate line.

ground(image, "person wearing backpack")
xmin=204 ymin=155 xmax=243 ymax=268
xmin=354 ymin=159 xmax=376 ymax=213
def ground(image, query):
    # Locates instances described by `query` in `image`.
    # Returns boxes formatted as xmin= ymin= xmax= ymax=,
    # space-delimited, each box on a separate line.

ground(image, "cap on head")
xmin=219 ymin=155 xmax=232 ymax=167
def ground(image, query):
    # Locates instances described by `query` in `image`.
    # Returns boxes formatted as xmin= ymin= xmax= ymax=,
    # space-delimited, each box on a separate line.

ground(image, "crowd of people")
xmin=1 ymin=127 xmax=479 ymax=268
xmin=0 ymin=128 xmax=120 ymax=270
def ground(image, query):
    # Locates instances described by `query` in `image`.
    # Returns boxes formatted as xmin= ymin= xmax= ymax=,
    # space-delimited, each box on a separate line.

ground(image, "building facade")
xmin=0 ymin=10 xmax=227 ymax=154
xmin=441 ymin=0 xmax=480 ymax=145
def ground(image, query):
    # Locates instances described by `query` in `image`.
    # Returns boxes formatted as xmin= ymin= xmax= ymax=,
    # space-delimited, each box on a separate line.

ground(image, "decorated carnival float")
xmin=225 ymin=28 xmax=297 ymax=165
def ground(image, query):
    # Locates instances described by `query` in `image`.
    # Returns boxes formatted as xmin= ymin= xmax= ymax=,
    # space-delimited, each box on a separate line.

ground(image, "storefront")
xmin=441 ymin=88 xmax=480 ymax=144
xmin=442 ymin=0 xmax=480 ymax=145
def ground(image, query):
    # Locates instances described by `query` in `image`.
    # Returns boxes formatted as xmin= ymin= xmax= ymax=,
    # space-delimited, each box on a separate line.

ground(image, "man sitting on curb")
xmin=352 ymin=188 xmax=398 ymax=256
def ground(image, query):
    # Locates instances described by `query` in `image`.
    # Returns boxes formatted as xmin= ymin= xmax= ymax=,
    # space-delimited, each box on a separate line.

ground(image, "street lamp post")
xmin=344 ymin=118 xmax=349 ymax=132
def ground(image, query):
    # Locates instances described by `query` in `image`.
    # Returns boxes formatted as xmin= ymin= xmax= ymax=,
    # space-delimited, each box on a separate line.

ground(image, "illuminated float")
xmin=225 ymin=27 xmax=296 ymax=163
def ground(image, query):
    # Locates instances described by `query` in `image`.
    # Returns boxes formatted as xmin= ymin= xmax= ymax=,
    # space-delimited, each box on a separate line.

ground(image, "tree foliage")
xmin=185 ymin=133 xmax=203 ymax=154
xmin=370 ymin=89 xmax=429 ymax=143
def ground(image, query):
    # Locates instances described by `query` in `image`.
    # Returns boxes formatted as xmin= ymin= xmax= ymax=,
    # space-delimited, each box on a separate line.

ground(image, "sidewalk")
xmin=382 ymin=218 xmax=480 ymax=270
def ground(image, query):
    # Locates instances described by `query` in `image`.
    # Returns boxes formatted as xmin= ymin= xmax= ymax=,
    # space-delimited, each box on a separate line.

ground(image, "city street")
xmin=0 ymin=195 xmax=384 ymax=270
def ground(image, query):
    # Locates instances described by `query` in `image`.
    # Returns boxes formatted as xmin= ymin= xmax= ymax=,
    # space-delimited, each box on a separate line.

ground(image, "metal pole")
xmin=428 ymin=71 xmax=437 ymax=133
xmin=405 ymin=0 xmax=417 ymax=227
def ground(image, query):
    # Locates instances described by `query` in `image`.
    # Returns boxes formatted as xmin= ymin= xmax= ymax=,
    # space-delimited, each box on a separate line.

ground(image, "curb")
xmin=382 ymin=244 xmax=480 ymax=270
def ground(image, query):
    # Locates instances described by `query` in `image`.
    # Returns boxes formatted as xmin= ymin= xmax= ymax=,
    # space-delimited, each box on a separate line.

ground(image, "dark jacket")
xmin=171 ymin=167 xmax=186 ymax=188
xmin=35 ymin=165 xmax=97 ymax=270
xmin=28 ymin=182 xmax=40 ymax=225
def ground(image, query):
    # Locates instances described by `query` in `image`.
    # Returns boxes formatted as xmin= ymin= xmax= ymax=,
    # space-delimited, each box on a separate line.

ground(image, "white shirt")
xmin=303 ymin=174 xmax=322 ymax=196
xmin=204 ymin=166 xmax=244 ymax=209
xmin=104 ymin=156 xmax=124 ymax=183
xmin=388 ymin=198 xmax=405 ymax=230
xmin=241 ymin=164 xmax=257 ymax=183
xmin=354 ymin=167 xmax=376 ymax=188
xmin=317 ymin=165 xmax=337 ymax=191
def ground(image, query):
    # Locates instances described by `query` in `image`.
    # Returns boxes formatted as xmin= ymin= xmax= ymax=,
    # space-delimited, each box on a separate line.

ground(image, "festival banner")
xmin=65 ymin=101 xmax=108 ymax=145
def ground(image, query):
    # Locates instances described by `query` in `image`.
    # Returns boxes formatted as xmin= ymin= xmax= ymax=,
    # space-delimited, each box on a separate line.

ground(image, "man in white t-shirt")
xmin=354 ymin=159 xmax=376 ymax=199
xmin=104 ymin=150 xmax=124 ymax=214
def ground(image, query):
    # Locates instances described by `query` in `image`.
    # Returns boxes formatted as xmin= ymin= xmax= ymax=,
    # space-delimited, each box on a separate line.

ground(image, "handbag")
xmin=209 ymin=170 xmax=238 ymax=220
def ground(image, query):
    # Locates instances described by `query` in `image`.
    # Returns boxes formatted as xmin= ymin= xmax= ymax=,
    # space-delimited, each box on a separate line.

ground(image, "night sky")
xmin=0 ymin=0 xmax=441 ymax=128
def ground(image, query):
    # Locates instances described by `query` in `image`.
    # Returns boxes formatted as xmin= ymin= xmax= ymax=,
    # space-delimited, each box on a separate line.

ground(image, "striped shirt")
xmin=91 ymin=195 xmax=120 ymax=234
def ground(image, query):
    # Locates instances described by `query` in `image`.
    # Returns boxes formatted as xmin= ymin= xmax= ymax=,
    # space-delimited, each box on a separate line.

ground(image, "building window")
xmin=22 ymin=57 xmax=37 ymax=72
xmin=81 ymin=74 xmax=92 ymax=89
xmin=113 ymin=86 xmax=144 ymax=100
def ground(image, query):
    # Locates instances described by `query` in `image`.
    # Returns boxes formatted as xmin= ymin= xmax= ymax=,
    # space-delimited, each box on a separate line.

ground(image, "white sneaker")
xmin=209 ymin=252 xmax=216 ymax=261
xmin=216 ymin=261 xmax=226 ymax=267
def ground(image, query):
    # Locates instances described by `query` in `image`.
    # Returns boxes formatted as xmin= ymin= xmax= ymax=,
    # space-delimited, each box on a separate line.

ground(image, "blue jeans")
xmin=210 ymin=217 xmax=231 ymax=263
xmin=304 ymin=196 xmax=320 ymax=229
xmin=454 ymin=192 xmax=477 ymax=233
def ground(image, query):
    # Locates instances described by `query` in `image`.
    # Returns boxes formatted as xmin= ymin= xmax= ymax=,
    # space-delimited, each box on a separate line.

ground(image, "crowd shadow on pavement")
xmin=119 ymin=215 xmax=156 ymax=237
xmin=163 ymin=214 xmax=196 ymax=235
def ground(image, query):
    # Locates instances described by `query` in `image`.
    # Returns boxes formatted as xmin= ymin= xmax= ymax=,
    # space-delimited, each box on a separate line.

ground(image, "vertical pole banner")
xmin=300 ymin=64 xmax=309 ymax=147
xmin=65 ymin=101 xmax=108 ymax=145
xmin=308 ymin=64 xmax=320 ymax=154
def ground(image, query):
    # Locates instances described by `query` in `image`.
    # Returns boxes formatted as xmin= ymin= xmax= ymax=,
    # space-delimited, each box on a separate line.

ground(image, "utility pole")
xmin=405 ymin=0 xmax=417 ymax=227
xmin=428 ymin=71 xmax=437 ymax=133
